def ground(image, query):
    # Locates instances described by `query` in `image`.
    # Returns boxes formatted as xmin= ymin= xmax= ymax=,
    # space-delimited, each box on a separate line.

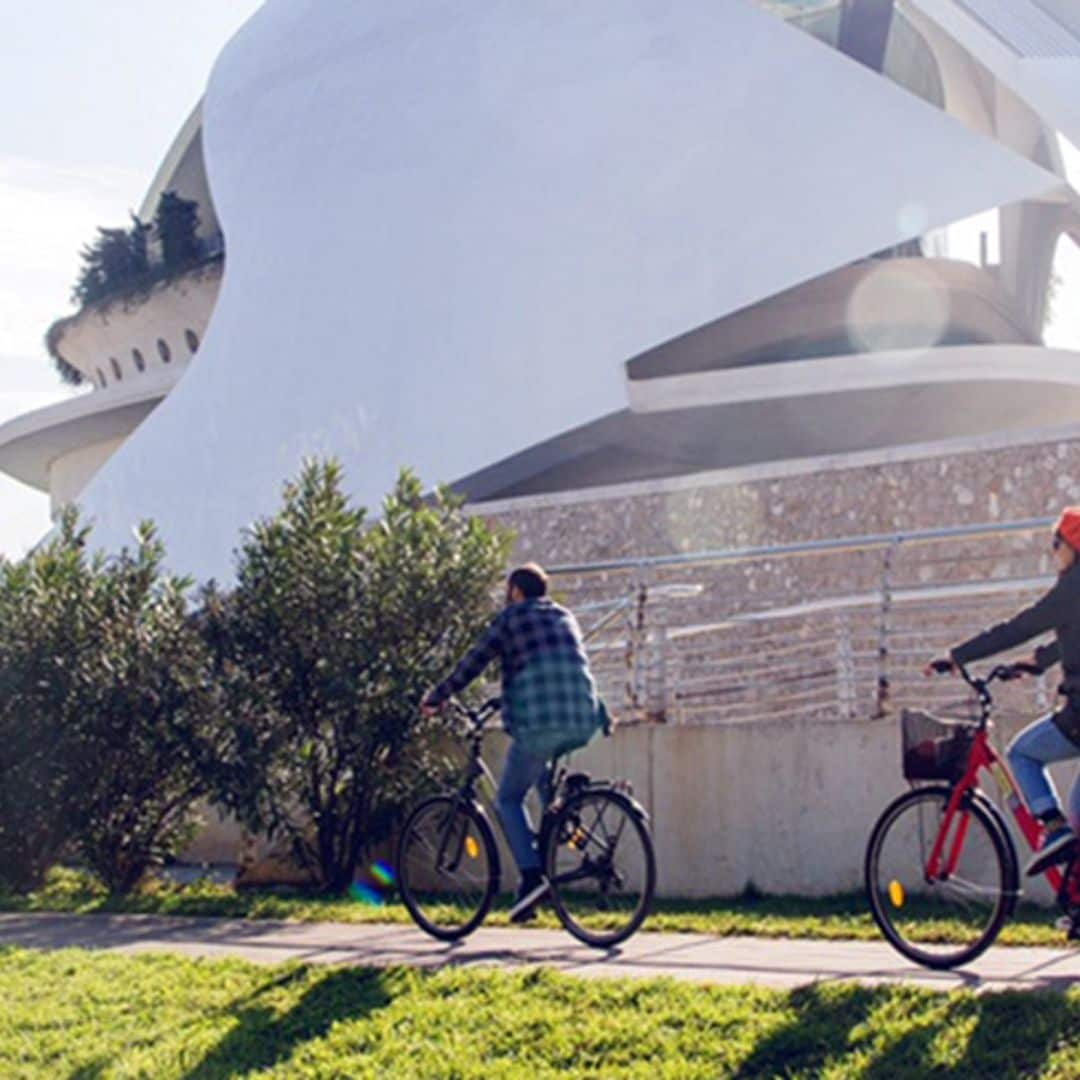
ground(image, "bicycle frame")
xmin=440 ymin=699 xmax=568 ymax=864
xmin=925 ymin=668 xmax=1077 ymax=905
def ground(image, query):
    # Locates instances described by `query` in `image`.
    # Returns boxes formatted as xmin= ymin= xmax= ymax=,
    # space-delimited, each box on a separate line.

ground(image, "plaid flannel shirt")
xmin=428 ymin=597 xmax=604 ymax=754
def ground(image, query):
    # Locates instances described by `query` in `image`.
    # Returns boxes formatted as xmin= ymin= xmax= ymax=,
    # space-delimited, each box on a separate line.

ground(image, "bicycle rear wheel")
xmin=545 ymin=788 xmax=656 ymax=948
xmin=865 ymin=786 xmax=1016 ymax=969
xmin=397 ymin=795 xmax=499 ymax=941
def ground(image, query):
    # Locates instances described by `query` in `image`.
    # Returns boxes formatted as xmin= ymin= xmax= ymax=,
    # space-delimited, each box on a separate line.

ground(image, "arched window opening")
xmin=157 ymin=338 xmax=171 ymax=364
xmin=185 ymin=328 xmax=199 ymax=354
xmin=132 ymin=348 xmax=145 ymax=372
xmin=110 ymin=357 xmax=123 ymax=381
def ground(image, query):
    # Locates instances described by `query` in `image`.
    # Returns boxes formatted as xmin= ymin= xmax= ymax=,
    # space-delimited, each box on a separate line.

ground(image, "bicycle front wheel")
xmin=397 ymin=795 xmax=499 ymax=941
xmin=865 ymin=786 xmax=1016 ymax=969
xmin=545 ymin=788 xmax=656 ymax=948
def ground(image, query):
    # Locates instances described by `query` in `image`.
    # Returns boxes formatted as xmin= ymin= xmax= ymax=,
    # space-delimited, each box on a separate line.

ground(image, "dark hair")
xmin=508 ymin=563 xmax=548 ymax=599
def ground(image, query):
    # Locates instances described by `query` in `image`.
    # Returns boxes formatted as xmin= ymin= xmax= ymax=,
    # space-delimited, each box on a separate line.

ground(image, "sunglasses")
xmin=1054 ymin=534 xmax=1065 ymax=551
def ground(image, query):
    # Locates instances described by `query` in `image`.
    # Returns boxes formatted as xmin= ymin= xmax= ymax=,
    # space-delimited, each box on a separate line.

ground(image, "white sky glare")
xmin=0 ymin=1 xmax=262 ymax=558
xmin=0 ymin=4 xmax=1078 ymax=560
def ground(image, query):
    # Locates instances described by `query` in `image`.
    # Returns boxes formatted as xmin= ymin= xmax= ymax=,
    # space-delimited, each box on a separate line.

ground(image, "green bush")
xmin=0 ymin=513 xmax=98 ymax=891
xmin=203 ymin=460 xmax=512 ymax=892
xmin=0 ymin=513 xmax=227 ymax=894
xmin=65 ymin=524 xmax=227 ymax=893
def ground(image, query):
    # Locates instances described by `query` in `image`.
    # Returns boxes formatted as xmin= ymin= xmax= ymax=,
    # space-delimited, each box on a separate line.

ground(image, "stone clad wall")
xmin=464 ymin=430 xmax=1080 ymax=898
xmin=477 ymin=432 xmax=1080 ymax=566
xmin=185 ymin=430 xmax=1080 ymax=897
xmin=474 ymin=432 xmax=1077 ymax=725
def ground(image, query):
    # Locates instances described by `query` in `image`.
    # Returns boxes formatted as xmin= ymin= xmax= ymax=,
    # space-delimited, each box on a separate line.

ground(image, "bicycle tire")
xmin=397 ymin=795 xmax=500 ymax=941
xmin=544 ymin=787 xmax=656 ymax=948
xmin=865 ymin=785 xmax=1016 ymax=969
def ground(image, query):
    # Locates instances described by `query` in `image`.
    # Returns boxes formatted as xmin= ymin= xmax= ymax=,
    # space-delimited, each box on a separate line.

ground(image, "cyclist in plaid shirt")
xmin=422 ymin=563 xmax=606 ymax=922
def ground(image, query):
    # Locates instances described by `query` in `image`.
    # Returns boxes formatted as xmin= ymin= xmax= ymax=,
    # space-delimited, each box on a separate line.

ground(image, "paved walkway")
xmin=3 ymin=913 xmax=1080 ymax=992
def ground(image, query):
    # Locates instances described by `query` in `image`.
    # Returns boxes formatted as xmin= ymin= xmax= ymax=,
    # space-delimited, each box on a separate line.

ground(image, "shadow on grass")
xmin=731 ymin=983 xmax=1078 ymax=1079
xmin=945 ymin=992 xmax=1080 ymax=1079
xmin=861 ymin=990 xmax=1079 ymax=1078
xmin=182 ymin=967 xmax=393 ymax=1080
xmin=732 ymin=984 xmax=875 ymax=1078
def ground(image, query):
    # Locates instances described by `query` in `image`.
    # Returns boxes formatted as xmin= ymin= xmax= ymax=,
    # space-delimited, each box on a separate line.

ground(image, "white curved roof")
xmin=77 ymin=0 xmax=1068 ymax=580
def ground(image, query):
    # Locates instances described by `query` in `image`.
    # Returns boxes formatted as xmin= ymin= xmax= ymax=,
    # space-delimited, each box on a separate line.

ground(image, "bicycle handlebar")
xmin=956 ymin=661 xmax=1027 ymax=691
xmin=444 ymin=696 xmax=502 ymax=732
xmin=946 ymin=660 xmax=1033 ymax=722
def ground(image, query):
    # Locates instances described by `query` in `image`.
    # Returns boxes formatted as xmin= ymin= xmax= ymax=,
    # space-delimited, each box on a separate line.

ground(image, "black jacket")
xmin=951 ymin=562 xmax=1080 ymax=741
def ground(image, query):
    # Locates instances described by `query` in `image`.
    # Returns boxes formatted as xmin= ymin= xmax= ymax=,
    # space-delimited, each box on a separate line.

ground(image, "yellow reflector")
xmin=888 ymin=880 xmax=905 ymax=908
xmin=465 ymin=836 xmax=479 ymax=859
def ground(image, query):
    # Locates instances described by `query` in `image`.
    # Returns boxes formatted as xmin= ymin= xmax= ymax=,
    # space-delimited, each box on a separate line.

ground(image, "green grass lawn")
xmin=0 ymin=868 xmax=1072 ymax=948
xmin=2 ymin=947 xmax=1079 ymax=1078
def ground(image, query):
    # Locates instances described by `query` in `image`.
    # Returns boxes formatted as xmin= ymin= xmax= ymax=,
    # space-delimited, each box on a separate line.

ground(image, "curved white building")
xmin=3 ymin=0 xmax=1080 ymax=577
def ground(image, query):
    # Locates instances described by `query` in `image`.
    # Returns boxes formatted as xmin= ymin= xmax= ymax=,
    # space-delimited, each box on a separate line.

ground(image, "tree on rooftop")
xmin=71 ymin=216 xmax=151 ymax=307
xmin=154 ymin=191 xmax=200 ymax=269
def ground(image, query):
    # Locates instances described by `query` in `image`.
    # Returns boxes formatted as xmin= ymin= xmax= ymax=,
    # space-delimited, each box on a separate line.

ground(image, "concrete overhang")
xmin=625 ymin=258 xmax=1037 ymax=382
xmin=628 ymin=343 xmax=1080 ymax=413
xmin=457 ymin=344 xmax=1080 ymax=502
xmin=0 ymin=373 xmax=174 ymax=491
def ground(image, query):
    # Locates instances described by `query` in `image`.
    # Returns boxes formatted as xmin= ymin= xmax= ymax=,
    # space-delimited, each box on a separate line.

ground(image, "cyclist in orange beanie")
xmin=927 ymin=508 xmax=1080 ymax=877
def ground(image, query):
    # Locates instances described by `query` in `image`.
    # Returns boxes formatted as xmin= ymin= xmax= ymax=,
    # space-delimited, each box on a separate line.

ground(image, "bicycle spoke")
xmin=866 ymin=787 xmax=1012 ymax=968
xmin=398 ymin=797 xmax=496 ymax=940
xmin=546 ymin=790 xmax=655 ymax=948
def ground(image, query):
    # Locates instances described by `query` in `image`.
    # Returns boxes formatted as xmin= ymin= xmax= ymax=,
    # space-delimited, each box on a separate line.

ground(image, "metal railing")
xmin=547 ymin=516 xmax=1060 ymax=727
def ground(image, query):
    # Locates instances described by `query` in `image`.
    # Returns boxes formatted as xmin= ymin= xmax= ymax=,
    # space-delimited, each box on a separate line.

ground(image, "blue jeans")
xmin=495 ymin=740 xmax=551 ymax=876
xmin=1008 ymin=714 xmax=1080 ymax=824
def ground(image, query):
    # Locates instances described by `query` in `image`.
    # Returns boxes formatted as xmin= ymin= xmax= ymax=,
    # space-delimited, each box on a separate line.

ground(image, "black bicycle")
xmin=396 ymin=697 xmax=656 ymax=948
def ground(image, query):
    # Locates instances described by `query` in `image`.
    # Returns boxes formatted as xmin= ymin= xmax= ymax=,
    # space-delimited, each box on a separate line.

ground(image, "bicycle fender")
xmin=590 ymin=784 xmax=650 ymax=824
xmin=470 ymin=801 xmax=503 ymax=895
xmin=624 ymin=794 xmax=650 ymax=823
xmin=918 ymin=783 xmax=1021 ymax=917
xmin=966 ymin=788 xmax=1021 ymax=916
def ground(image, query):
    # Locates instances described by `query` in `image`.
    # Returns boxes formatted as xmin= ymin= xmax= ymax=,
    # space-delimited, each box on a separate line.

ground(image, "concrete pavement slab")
xmin=2 ymin=913 xmax=1079 ymax=992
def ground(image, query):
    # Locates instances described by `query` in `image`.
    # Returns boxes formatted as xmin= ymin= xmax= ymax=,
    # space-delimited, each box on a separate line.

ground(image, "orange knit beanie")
xmin=1056 ymin=507 xmax=1080 ymax=552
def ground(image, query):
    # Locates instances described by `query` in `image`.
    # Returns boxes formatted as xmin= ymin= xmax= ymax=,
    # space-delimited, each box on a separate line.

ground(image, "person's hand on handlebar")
xmin=1002 ymin=657 xmax=1042 ymax=679
xmin=419 ymin=693 xmax=441 ymax=719
xmin=923 ymin=655 xmax=956 ymax=677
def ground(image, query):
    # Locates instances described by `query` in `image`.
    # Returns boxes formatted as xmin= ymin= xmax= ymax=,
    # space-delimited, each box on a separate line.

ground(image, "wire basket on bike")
xmin=900 ymin=708 xmax=977 ymax=782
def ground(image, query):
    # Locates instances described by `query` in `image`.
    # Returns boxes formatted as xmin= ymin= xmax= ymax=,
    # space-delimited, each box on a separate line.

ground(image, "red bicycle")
xmin=865 ymin=662 xmax=1080 ymax=969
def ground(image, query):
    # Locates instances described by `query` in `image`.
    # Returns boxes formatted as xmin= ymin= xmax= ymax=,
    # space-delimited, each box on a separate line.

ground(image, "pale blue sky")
xmin=0 ymin=5 xmax=1077 ymax=559
xmin=0 ymin=1 xmax=262 ymax=556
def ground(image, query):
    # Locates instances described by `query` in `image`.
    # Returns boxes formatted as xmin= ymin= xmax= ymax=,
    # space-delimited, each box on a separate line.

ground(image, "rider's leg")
xmin=1008 ymin=713 xmax=1080 ymax=874
xmin=496 ymin=740 xmax=551 ymax=921
xmin=495 ymin=739 xmax=548 ymax=877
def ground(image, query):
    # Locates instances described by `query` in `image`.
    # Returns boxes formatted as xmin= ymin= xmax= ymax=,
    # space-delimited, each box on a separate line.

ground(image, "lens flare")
xmin=349 ymin=882 xmax=386 ymax=907
xmin=846 ymin=262 xmax=949 ymax=354
xmin=371 ymin=861 xmax=395 ymax=887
